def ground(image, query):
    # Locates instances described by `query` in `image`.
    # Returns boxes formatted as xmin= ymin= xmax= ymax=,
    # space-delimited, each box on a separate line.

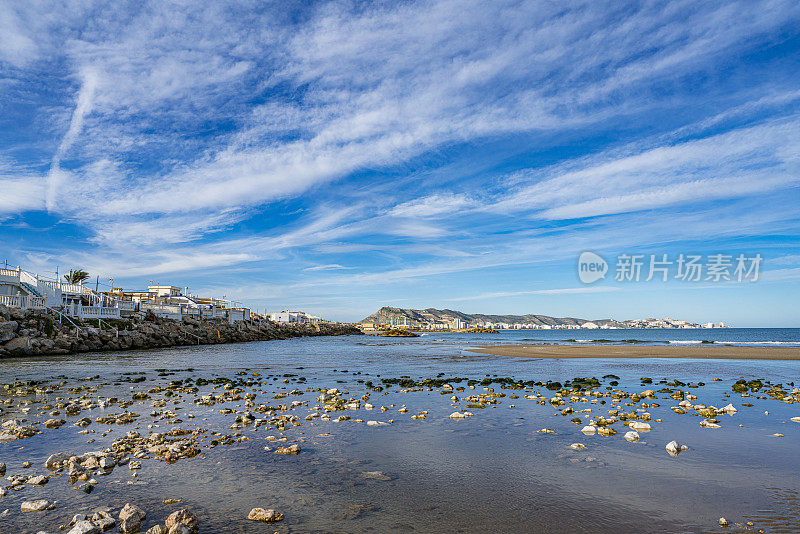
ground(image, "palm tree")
xmin=64 ymin=269 xmax=90 ymax=284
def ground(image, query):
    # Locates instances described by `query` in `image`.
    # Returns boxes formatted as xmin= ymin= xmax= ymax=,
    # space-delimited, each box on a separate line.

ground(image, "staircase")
xmin=20 ymin=281 xmax=43 ymax=298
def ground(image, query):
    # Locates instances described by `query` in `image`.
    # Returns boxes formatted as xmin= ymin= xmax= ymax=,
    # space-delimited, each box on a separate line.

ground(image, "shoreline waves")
xmin=468 ymin=343 xmax=800 ymax=360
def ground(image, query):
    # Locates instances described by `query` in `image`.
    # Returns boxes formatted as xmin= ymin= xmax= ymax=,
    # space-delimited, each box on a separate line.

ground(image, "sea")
xmin=1 ymin=328 xmax=799 ymax=533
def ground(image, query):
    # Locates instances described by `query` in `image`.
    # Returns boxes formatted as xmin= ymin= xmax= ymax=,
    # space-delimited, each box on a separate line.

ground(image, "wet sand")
xmin=468 ymin=343 xmax=800 ymax=360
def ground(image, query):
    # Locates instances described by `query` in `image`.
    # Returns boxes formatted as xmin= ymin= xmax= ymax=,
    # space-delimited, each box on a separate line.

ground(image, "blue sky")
xmin=1 ymin=0 xmax=800 ymax=326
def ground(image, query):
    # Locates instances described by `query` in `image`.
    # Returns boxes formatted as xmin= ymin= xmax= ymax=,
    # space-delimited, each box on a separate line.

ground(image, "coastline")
xmin=0 ymin=304 xmax=361 ymax=357
xmin=467 ymin=343 xmax=800 ymax=360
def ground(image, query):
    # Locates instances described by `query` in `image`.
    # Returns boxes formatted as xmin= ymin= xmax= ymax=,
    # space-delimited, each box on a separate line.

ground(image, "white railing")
xmin=75 ymin=305 xmax=120 ymax=319
xmin=44 ymin=281 xmax=93 ymax=295
xmin=0 ymin=295 xmax=45 ymax=309
xmin=118 ymin=300 xmax=136 ymax=311
xmin=0 ymin=268 xmax=20 ymax=279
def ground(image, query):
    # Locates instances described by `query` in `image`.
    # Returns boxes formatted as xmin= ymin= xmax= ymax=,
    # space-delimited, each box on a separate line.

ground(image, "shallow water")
xmin=1 ymin=333 xmax=799 ymax=533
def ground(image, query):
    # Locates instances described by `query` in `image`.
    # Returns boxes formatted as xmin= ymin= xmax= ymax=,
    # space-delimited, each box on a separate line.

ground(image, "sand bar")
xmin=468 ymin=344 xmax=800 ymax=360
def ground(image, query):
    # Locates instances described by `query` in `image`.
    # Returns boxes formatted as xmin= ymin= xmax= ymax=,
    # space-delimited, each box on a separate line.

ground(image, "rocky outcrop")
xmin=0 ymin=304 xmax=361 ymax=357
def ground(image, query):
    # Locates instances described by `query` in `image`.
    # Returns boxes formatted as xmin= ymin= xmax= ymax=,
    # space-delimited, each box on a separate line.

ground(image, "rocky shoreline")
xmin=0 ymin=305 xmax=361 ymax=357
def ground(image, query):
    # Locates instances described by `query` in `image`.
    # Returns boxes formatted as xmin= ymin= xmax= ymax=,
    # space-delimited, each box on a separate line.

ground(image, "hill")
xmin=359 ymin=306 xmax=625 ymax=328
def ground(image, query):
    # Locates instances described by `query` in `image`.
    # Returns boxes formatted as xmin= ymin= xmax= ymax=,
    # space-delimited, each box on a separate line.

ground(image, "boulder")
xmin=666 ymin=440 xmax=688 ymax=457
xmin=0 ymin=320 xmax=17 ymax=342
xmin=4 ymin=336 xmax=31 ymax=354
xmin=624 ymin=431 xmax=640 ymax=442
xmin=46 ymin=452 xmax=74 ymax=470
xmin=68 ymin=521 xmax=100 ymax=534
xmin=119 ymin=503 xmax=146 ymax=533
xmin=247 ymin=508 xmax=284 ymax=523
xmin=164 ymin=509 xmax=198 ymax=534
xmin=21 ymin=499 xmax=54 ymax=512
xmin=275 ymin=444 xmax=301 ymax=455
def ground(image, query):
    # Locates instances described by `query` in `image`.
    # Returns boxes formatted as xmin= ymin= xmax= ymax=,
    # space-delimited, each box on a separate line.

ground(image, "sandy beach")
xmin=468 ymin=343 xmax=800 ymax=360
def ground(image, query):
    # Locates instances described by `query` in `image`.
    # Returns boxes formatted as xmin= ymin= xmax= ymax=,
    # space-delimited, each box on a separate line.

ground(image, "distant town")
xmin=358 ymin=306 xmax=726 ymax=332
xmin=0 ymin=263 xmax=330 ymax=326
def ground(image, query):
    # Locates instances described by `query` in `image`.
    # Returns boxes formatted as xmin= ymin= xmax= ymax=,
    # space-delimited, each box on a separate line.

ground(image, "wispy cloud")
xmin=446 ymin=286 xmax=620 ymax=302
xmin=45 ymin=67 xmax=98 ymax=211
xmin=303 ymin=264 xmax=352 ymax=272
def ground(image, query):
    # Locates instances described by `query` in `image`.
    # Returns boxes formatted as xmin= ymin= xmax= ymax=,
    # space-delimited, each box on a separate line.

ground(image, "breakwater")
xmin=0 ymin=304 xmax=361 ymax=357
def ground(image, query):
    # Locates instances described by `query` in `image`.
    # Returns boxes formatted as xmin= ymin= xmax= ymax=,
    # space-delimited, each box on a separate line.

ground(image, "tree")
xmin=64 ymin=269 xmax=90 ymax=284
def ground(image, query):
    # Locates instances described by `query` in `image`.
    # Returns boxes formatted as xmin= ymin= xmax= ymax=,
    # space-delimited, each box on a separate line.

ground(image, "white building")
xmin=267 ymin=310 xmax=322 ymax=324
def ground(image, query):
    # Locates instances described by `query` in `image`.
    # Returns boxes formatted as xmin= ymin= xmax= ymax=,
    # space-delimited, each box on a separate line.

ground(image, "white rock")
xmin=366 ymin=421 xmax=388 ymax=426
xmin=569 ymin=443 xmax=587 ymax=450
xmin=580 ymin=426 xmax=597 ymax=435
xmin=68 ymin=521 xmax=100 ymax=534
xmin=45 ymin=452 xmax=74 ymax=471
xmin=700 ymin=420 xmax=722 ymax=429
xmin=21 ymin=500 xmax=54 ymax=512
xmin=628 ymin=421 xmax=651 ymax=431
xmin=624 ymin=431 xmax=640 ymax=442
xmin=666 ymin=440 xmax=688 ymax=457
xmin=790 ymin=416 xmax=800 ymax=423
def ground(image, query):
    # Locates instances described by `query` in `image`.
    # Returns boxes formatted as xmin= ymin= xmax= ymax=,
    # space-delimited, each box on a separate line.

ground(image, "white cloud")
xmin=446 ymin=286 xmax=619 ymax=302
xmin=46 ymin=67 xmax=98 ymax=211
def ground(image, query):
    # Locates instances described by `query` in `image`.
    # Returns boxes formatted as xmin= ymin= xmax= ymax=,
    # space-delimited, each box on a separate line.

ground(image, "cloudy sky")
xmin=1 ymin=0 xmax=799 ymax=325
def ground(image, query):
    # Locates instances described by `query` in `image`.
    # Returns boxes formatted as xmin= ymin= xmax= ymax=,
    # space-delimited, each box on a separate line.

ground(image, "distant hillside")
xmin=359 ymin=306 xmax=625 ymax=328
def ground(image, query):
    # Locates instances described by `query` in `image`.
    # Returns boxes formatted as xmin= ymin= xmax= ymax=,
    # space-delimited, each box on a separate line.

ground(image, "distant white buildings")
xmin=0 ymin=264 xmax=252 ymax=323
xmin=267 ymin=310 xmax=323 ymax=324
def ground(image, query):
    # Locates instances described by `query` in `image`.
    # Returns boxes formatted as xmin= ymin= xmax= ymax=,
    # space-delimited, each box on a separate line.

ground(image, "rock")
xmin=790 ymin=417 xmax=800 ymax=423
xmin=580 ymin=426 xmax=596 ymax=435
xmin=247 ymin=507 xmax=284 ymax=523
xmin=27 ymin=475 xmax=48 ymax=485
xmin=360 ymin=471 xmax=391 ymax=481
xmin=0 ymin=320 xmax=17 ymax=342
xmin=93 ymin=515 xmax=116 ymax=532
xmin=46 ymin=452 xmax=74 ymax=470
xmin=44 ymin=418 xmax=66 ymax=429
xmin=624 ymin=431 xmax=640 ymax=442
xmin=718 ymin=517 xmax=728 ymax=527
xmin=366 ymin=420 xmax=388 ymax=426
xmin=569 ymin=443 xmax=587 ymax=450
xmin=0 ymin=462 xmax=5 ymax=476
xmin=68 ymin=520 xmax=100 ymax=534
xmin=119 ymin=503 xmax=146 ymax=533
xmin=700 ymin=419 xmax=722 ymax=429
xmin=4 ymin=335 xmax=31 ymax=354
xmin=21 ymin=499 xmax=54 ymax=512
xmin=449 ymin=411 xmax=468 ymax=419
xmin=275 ymin=444 xmax=301 ymax=455
xmin=666 ymin=440 xmax=688 ymax=457
xmin=165 ymin=509 xmax=199 ymax=534
xmin=628 ymin=421 xmax=651 ymax=431
xmin=145 ymin=526 xmax=167 ymax=534
xmin=720 ymin=404 xmax=737 ymax=414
